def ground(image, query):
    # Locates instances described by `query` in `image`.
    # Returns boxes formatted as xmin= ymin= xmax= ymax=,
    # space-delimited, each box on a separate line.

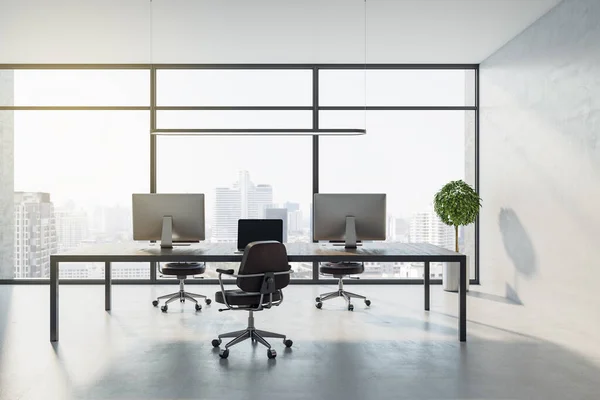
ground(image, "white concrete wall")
xmin=480 ymin=0 xmax=600 ymax=353
xmin=0 ymin=72 xmax=14 ymax=279
xmin=0 ymin=0 xmax=559 ymax=64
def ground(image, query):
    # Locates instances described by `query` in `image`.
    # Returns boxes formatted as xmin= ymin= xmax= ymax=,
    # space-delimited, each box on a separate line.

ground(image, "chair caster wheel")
xmin=365 ymin=299 xmax=371 ymax=306
xmin=205 ymin=298 xmax=212 ymax=305
xmin=152 ymin=300 xmax=158 ymax=307
xmin=161 ymin=305 xmax=168 ymax=312
xmin=212 ymin=339 xmax=221 ymax=348
xmin=315 ymin=297 xmax=321 ymax=302
xmin=219 ymin=349 xmax=229 ymax=359
xmin=267 ymin=349 xmax=277 ymax=359
xmin=348 ymin=304 xmax=354 ymax=311
xmin=195 ymin=304 xmax=202 ymax=311
xmin=284 ymin=339 xmax=293 ymax=348
xmin=316 ymin=302 xmax=322 ymax=309
xmin=180 ymin=298 xmax=185 ymax=303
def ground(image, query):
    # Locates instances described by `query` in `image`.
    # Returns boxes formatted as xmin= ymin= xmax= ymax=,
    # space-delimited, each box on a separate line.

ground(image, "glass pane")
xmin=12 ymin=111 xmax=149 ymax=279
xmin=157 ymin=69 xmax=312 ymax=106
xmin=157 ymin=135 xmax=312 ymax=279
xmin=7 ymin=70 xmax=150 ymax=106
xmin=161 ymin=262 xmax=312 ymax=280
xmin=319 ymin=110 xmax=475 ymax=279
xmin=319 ymin=69 xmax=474 ymax=106
xmin=59 ymin=262 xmax=150 ymax=280
xmin=156 ymin=110 xmax=312 ymax=130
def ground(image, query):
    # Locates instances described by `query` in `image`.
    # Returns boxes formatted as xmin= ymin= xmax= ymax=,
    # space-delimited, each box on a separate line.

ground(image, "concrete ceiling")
xmin=367 ymin=0 xmax=564 ymax=63
xmin=0 ymin=0 xmax=563 ymax=63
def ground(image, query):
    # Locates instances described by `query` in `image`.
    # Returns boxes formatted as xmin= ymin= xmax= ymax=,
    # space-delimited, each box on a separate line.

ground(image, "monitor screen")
xmin=313 ymin=193 xmax=386 ymax=245
xmin=132 ymin=193 xmax=205 ymax=243
xmin=237 ymin=219 xmax=284 ymax=251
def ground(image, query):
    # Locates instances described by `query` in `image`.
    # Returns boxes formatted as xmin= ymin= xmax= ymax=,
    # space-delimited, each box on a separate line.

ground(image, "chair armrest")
xmin=235 ymin=270 xmax=291 ymax=279
xmin=216 ymin=268 xmax=235 ymax=275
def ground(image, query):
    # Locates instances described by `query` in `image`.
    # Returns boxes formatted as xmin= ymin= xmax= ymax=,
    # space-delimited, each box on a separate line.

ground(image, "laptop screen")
xmin=237 ymin=219 xmax=284 ymax=251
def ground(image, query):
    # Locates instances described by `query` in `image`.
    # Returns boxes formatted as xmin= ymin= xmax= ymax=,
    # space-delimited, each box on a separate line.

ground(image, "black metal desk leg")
xmin=424 ymin=261 xmax=430 ymax=311
xmin=50 ymin=259 xmax=59 ymax=342
xmin=105 ymin=262 xmax=111 ymax=311
xmin=459 ymin=256 xmax=467 ymax=342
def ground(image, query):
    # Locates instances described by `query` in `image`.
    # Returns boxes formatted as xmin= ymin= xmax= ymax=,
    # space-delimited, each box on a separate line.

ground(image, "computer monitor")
xmin=237 ymin=219 xmax=283 ymax=251
xmin=132 ymin=193 xmax=205 ymax=248
xmin=313 ymin=193 xmax=386 ymax=249
xmin=265 ymin=207 xmax=288 ymax=242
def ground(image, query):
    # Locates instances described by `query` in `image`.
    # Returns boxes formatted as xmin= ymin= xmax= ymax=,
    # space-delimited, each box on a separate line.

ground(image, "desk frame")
xmin=50 ymin=243 xmax=467 ymax=342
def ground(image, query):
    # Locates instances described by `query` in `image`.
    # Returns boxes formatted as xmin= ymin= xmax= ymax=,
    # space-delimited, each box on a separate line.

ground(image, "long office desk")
xmin=50 ymin=242 xmax=467 ymax=342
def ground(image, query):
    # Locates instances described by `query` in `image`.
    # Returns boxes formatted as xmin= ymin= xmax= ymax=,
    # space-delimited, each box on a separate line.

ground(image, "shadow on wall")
xmin=498 ymin=208 xmax=538 ymax=278
xmin=467 ymin=288 xmax=523 ymax=305
xmin=498 ymin=208 xmax=538 ymax=305
xmin=505 ymin=282 xmax=523 ymax=305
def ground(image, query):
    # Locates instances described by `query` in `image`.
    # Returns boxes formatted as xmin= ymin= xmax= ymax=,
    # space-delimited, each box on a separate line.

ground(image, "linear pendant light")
xmin=151 ymin=129 xmax=366 ymax=136
xmin=149 ymin=0 xmax=367 ymax=137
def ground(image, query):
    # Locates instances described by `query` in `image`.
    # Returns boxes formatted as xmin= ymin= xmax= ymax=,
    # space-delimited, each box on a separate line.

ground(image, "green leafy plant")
xmin=434 ymin=180 xmax=482 ymax=252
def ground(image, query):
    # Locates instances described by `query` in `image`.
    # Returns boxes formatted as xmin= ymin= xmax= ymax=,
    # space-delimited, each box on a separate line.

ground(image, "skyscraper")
xmin=386 ymin=215 xmax=396 ymax=241
xmin=284 ymin=202 xmax=300 ymax=212
xmin=14 ymin=192 xmax=57 ymax=278
xmin=265 ymin=207 xmax=288 ymax=242
xmin=409 ymin=205 xmax=455 ymax=251
xmin=213 ymin=171 xmax=273 ymax=242
xmin=55 ymin=206 xmax=88 ymax=252
xmin=91 ymin=205 xmax=132 ymax=242
xmin=288 ymin=209 xmax=303 ymax=233
xmin=252 ymin=184 xmax=273 ymax=219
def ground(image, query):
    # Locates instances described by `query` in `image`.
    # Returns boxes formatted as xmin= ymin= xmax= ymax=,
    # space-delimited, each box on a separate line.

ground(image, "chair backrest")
xmin=237 ymin=241 xmax=290 ymax=293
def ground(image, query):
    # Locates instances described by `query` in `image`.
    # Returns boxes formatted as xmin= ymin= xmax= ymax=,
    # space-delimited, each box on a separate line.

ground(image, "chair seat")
xmin=320 ymin=262 xmax=364 ymax=276
xmin=215 ymin=289 xmax=282 ymax=307
xmin=162 ymin=262 xmax=206 ymax=276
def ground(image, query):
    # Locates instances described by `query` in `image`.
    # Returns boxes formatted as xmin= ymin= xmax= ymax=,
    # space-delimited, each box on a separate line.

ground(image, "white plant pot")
xmin=443 ymin=261 xmax=470 ymax=292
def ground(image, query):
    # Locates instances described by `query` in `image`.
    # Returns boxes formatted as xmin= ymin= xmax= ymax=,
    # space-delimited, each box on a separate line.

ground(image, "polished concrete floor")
xmin=0 ymin=284 xmax=599 ymax=400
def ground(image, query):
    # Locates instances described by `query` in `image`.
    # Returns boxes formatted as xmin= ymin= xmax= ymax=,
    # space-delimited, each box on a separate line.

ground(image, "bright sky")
xmin=12 ymin=69 xmax=472 ymax=220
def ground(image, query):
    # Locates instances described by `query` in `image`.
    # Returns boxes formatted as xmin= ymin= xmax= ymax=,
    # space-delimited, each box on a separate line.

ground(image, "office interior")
xmin=0 ymin=0 xmax=599 ymax=399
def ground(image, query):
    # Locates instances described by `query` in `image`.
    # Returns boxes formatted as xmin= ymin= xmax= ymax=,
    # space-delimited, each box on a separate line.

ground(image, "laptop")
xmin=236 ymin=219 xmax=284 ymax=252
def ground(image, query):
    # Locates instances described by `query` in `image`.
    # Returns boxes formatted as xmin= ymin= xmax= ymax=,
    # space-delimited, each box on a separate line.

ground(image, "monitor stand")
xmin=160 ymin=216 xmax=173 ymax=248
xmin=330 ymin=216 xmax=360 ymax=249
xmin=160 ymin=216 xmax=192 ymax=248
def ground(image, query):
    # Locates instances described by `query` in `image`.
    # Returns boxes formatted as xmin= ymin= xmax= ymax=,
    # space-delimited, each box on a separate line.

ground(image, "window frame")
xmin=0 ymin=63 xmax=479 ymax=285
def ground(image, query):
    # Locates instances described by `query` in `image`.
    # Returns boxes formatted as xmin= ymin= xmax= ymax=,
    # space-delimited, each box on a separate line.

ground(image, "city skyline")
xmin=9 ymin=177 xmax=461 ymax=280
xmin=212 ymin=170 xmax=274 ymax=242
xmin=1 ymin=67 xmax=473 ymax=280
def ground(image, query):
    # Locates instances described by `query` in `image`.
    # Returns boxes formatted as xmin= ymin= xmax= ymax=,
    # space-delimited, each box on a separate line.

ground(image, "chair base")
xmin=212 ymin=311 xmax=292 ymax=359
xmin=316 ymin=277 xmax=371 ymax=311
xmin=153 ymin=279 xmax=211 ymax=312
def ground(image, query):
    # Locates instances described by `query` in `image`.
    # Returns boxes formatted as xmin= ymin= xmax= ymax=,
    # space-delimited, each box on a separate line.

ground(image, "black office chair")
xmin=211 ymin=241 xmax=293 ymax=359
xmin=315 ymin=262 xmax=371 ymax=311
xmin=152 ymin=262 xmax=211 ymax=312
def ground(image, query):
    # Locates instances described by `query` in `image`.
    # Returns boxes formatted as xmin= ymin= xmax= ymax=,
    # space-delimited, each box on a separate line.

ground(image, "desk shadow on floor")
xmin=65 ymin=335 xmax=600 ymax=400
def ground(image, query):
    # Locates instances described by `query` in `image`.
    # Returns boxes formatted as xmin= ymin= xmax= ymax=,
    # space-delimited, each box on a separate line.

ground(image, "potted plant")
xmin=433 ymin=180 xmax=482 ymax=292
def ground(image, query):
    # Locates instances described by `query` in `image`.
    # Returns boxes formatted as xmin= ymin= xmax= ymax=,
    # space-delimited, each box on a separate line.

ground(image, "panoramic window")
xmin=0 ymin=66 xmax=477 ymax=282
xmin=319 ymin=69 xmax=476 ymax=280
xmin=156 ymin=69 xmax=314 ymax=279
xmin=3 ymin=69 xmax=150 ymax=279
